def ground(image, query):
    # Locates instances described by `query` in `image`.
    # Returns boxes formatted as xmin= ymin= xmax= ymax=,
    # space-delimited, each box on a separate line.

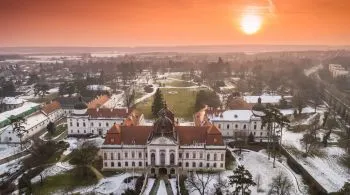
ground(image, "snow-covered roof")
xmin=86 ymin=85 xmax=111 ymax=91
xmin=208 ymin=110 xmax=256 ymax=122
xmin=0 ymin=102 xmax=40 ymax=125
xmin=0 ymin=113 xmax=48 ymax=135
xmin=2 ymin=97 xmax=24 ymax=105
xmin=243 ymin=95 xmax=292 ymax=104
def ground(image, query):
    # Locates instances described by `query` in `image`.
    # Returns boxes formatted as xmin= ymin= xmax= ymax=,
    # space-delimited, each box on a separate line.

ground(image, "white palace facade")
xmin=100 ymin=107 xmax=226 ymax=176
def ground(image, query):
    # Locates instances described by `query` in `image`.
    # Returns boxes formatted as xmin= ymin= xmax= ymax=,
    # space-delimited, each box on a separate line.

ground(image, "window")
xmin=132 ymin=162 xmax=135 ymax=167
xmin=221 ymin=163 xmax=223 ymax=168
xmin=243 ymin=124 xmax=247 ymax=129
xmin=84 ymin=130 xmax=86 ymax=133
xmin=106 ymin=122 xmax=109 ymax=127
xmin=261 ymin=125 xmax=263 ymax=130
xmin=185 ymin=162 xmax=189 ymax=167
xmin=199 ymin=162 xmax=203 ymax=167
xmin=125 ymin=152 xmax=128 ymax=158
xmin=118 ymin=153 xmax=121 ymax=160
xmin=139 ymin=162 xmax=142 ymax=166
xmin=118 ymin=162 xmax=121 ymax=167
xmin=227 ymin=124 xmax=230 ymax=129
xmin=221 ymin=154 xmax=224 ymax=161
xmin=186 ymin=153 xmax=189 ymax=159
xmin=179 ymin=153 xmax=182 ymax=158
xmin=91 ymin=122 xmax=93 ymax=127
xmin=111 ymin=162 xmax=115 ymax=167
xmin=70 ymin=122 xmax=72 ymax=126
xmin=170 ymin=153 xmax=175 ymax=165
xmin=206 ymin=163 xmax=209 ymax=168
xmin=139 ymin=152 xmax=142 ymax=158
xmin=179 ymin=162 xmax=182 ymax=167
xmin=214 ymin=163 xmax=217 ymax=168
xmin=77 ymin=130 xmax=80 ymax=133
xmin=254 ymin=125 xmax=257 ymax=130
xmin=132 ymin=151 xmax=135 ymax=158
xmin=207 ymin=154 xmax=210 ymax=161
xmin=99 ymin=123 xmax=101 ymax=127
xmin=260 ymin=132 xmax=263 ymax=136
xmin=83 ymin=122 xmax=86 ymax=127
xmin=218 ymin=124 xmax=221 ymax=128
xmin=111 ymin=153 xmax=114 ymax=160
xmin=192 ymin=162 xmax=196 ymax=167
xmin=235 ymin=124 xmax=238 ymax=128
xmin=125 ymin=162 xmax=128 ymax=167
xmin=104 ymin=162 xmax=107 ymax=167
xmin=77 ymin=122 xmax=79 ymax=127
xmin=200 ymin=152 xmax=203 ymax=159
xmin=214 ymin=154 xmax=217 ymax=161
xmin=151 ymin=153 xmax=156 ymax=165
xmin=193 ymin=152 xmax=196 ymax=158
xmin=103 ymin=153 xmax=107 ymax=160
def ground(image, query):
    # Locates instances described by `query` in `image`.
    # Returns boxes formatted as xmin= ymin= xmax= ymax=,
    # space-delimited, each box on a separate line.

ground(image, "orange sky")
xmin=1 ymin=0 xmax=350 ymax=46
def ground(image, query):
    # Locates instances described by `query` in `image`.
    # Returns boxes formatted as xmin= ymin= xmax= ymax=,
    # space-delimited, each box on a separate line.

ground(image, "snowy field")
xmin=157 ymin=180 xmax=167 ymax=195
xmin=170 ymin=178 xmax=178 ymax=195
xmin=282 ymin=107 xmax=350 ymax=193
xmin=143 ymin=178 xmax=155 ymax=195
xmin=102 ymin=92 xmax=125 ymax=108
xmin=31 ymin=162 xmax=74 ymax=183
xmin=0 ymin=144 xmax=23 ymax=160
xmin=73 ymin=172 xmax=140 ymax=194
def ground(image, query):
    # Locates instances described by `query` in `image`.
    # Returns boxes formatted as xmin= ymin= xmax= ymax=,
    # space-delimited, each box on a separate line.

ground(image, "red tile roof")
xmin=87 ymin=108 xmax=130 ymax=118
xmin=42 ymin=101 xmax=61 ymax=115
xmin=104 ymin=125 xmax=152 ymax=145
xmin=104 ymin=123 xmax=224 ymax=146
xmin=87 ymin=95 xmax=109 ymax=109
xmin=226 ymin=97 xmax=252 ymax=110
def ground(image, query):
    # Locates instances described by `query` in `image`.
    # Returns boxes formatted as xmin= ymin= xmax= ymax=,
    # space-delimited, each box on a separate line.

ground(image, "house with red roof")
xmin=100 ymin=106 xmax=226 ymax=176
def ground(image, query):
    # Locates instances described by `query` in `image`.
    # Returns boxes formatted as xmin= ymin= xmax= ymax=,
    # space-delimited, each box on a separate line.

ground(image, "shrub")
xmin=179 ymin=175 xmax=189 ymax=195
xmin=135 ymin=174 xmax=145 ymax=194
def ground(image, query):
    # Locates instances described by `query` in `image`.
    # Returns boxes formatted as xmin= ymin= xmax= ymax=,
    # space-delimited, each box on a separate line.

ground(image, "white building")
xmin=208 ymin=110 xmax=268 ymax=141
xmin=41 ymin=101 xmax=64 ymax=122
xmin=0 ymin=112 xmax=50 ymax=143
xmin=1 ymin=97 xmax=25 ymax=112
xmin=329 ymin=64 xmax=349 ymax=78
xmin=101 ymin=108 xmax=226 ymax=176
xmin=67 ymin=101 xmax=143 ymax=136
xmin=243 ymin=95 xmax=292 ymax=105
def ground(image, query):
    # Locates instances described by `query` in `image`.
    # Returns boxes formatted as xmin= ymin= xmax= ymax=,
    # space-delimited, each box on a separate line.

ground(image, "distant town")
xmin=0 ymin=48 xmax=349 ymax=195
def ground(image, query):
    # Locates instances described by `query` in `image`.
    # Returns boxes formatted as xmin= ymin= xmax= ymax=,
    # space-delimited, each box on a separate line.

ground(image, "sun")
xmin=240 ymin=14 xmax=262 ymax=35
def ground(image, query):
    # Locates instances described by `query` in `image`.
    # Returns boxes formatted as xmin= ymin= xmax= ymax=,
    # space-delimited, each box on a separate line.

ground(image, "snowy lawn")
xmin=73 ymin=172 xmax=140 ymax=194
xmin=157 ymin=180 xmax=167 ymax=195
xmin=31 ymin=162 xmax=74 ymax=183
xmin=143 ymin=178 xmax=155 ymax=195
xmin=170 ymin=178 xmax=178 ymax=195
xmin=0 ymin=144 xmax=24 ymax=160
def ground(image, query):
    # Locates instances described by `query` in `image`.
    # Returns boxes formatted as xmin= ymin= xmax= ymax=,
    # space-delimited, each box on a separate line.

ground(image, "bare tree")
xmin=10 ymin=116 xmax=27 ymax=150
xmin=268 ymin=172 xmax=293 ymax=195
xmin=124 ymin=87 xmax=135 ymax=108
xmin=186 ymin=171 xmax=214 ymax=195
xmin=300 ymin=133 xmax=318 ymax=157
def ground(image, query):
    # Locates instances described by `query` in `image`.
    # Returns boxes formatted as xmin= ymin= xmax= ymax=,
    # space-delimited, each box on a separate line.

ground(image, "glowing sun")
xmin=240 ymin=14 xmax=262 ymax=35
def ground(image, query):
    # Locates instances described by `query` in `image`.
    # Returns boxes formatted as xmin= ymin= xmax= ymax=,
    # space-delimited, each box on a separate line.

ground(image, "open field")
xmin=135 ymin=87 xmax=207 ymax=120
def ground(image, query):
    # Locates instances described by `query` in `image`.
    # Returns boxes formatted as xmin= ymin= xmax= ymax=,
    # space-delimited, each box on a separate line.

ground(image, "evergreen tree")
xmin=151 ymin=89 xmax=164 ymax=117
xmin=229 ymin=165 xmax=256 ymax=195
xmin=46 ymin=122 xmax=56 ymax=135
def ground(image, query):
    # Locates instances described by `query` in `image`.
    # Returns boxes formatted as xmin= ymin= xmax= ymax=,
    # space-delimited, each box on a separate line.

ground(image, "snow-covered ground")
xmin=31 ymin=162 xmax=74 ymax=183
xmin=102 ymin=92 xmax=125 ymax=108
xmin=143 ymin=178 xmax=155 ymax=195
xmin=62 ymin=137 xmax=79 ymax=156
xmin=73 ymin=172 xmax=140 ymax=194
xmin=157 ymin=180 xmax=167 ymax=195
xmin=170 ymin=178 xmax=178 ymax=195
xmin=282 ymin=107 xmax=350 ymax=193
xmin=0 ymin=144 xmax=23 ymax=160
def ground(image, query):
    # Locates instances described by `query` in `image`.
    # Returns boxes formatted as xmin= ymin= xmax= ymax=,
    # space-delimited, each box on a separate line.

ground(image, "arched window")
xmin=192 ymin=162 xmax=196 ymax=167
xmin=170 ymin=168 xmax=175 ymax=174
xmin=243 ymin=124 xmax=247 ymax=129
xmin=207 ymin=154 xmax=210 ymax=161
xmin=185 ymin=162 xmax=189 ymax=167
xmin=235 ymin=124 xmax=238 ymax=128
xmin=103 ymin=153 xmax=107 ymax=160
xmin=170 ymin=153 xmax=175 ymax=165
xmin=125 ymin=162 xmax=128 ymax=167
xmin=227 ymin=124 xmax=230 ymax=129
xmin=110 ymin=153 xmax=114 ymax=160
xmin=199 ymin=162 xmax=203 ymax=167
xmin=151 ymin=153 xmax=156 ymax=165
xmin=160 ymin=151 xmax=166 ymax=165
xmin=214 ymin=163 xmax=217 ymax=168
xmin=214 ymin=153 xmax=217 ymax=161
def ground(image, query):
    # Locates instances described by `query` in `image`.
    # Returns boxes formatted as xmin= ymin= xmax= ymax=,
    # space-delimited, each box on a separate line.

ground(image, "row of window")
xmin=179 ymin=152 xmax=224 ymax=161
xmin=69 ymin=122 xmax=110 ymax=127
xmin=217 ymin=123 xmax=264 ymax=130
xmin=104 ymin=152 xmax=144 ymax=160
xmin=224 ymin=131 xmax=267 ymax=136
xmin=182 ymin=161 xmax=224 ymax=168
xmin=104 ymin=161 xmax=144 ymax=168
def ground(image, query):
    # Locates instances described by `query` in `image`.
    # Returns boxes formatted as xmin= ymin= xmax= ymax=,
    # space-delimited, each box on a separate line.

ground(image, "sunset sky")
xmin=1 ymin=0 xmax=350 ymax=47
